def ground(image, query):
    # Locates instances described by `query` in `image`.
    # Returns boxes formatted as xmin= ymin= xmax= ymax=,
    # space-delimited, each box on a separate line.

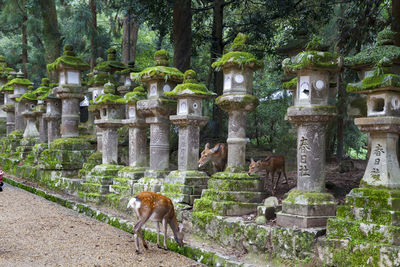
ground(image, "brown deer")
xmin=198 ymin=143 xmax=228 ymax=174
xmin=127 ymin=192 xmax=184 ymax=254
xmin=248 ymin=155 xmax=289 ymax=192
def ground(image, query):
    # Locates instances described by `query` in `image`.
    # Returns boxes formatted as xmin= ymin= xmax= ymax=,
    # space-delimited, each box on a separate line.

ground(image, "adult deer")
xmin=127 ymin=192 xmax=184 ymax=254
xmin=248 ymin=155 xmax=289 ymax=192
xmin=198 ymin=143 xmax=228 ymax=173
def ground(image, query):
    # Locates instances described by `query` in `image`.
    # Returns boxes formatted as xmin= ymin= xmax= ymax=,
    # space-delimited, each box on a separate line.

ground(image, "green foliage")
xmin=283 ymin=50 xmax=339 ymax=73
xmin=94 ymin=93 xmax=126 ymax=105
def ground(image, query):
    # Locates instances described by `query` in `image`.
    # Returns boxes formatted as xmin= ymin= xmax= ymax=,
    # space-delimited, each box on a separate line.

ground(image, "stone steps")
xmin=193 ymin=198 xmax=260 ymax=216
xmin=201 ymin=189 xmax=267 ymax=203
xmin=326 ymin=218 xmax=400 ymax=245
xmin=337 ymin=205 xmax=400 ymax=226
xmin=208 ymin=178 xmax=262 ymax=192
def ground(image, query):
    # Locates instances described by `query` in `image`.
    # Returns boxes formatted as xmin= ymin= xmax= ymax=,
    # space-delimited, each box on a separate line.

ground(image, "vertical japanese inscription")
xmin=371 ymin=143 xmax=384 ymax=181
xmin=299 ymin=136 xmax=311 ymax=177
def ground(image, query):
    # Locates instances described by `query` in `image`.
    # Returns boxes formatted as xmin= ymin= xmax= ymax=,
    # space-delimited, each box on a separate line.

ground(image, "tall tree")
xmin=122 ymin=11 xmax=139 ymax=65
xmin=39 ymin=0 xmax=62 ymax=65
xmin=393 ymin=0 xmax=400 ymax=46
xmin=89 ymin=0 xmax=97 ymax=70
xmin=172 ymin=0 xmax=192 ymax=72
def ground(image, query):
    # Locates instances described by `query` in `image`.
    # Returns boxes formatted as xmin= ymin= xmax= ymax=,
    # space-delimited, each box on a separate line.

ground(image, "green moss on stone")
xmin=94 ymin=93 xmax=125 ymax=105
xmin=347 ymin=73 xmax=400 ymax=92
xmin=47 ymin=45 xmax=90 ymax=72
xmin=212 ymin=51 xmax=263 ymax=71
xmin=6 ymin=78 xmax=33 ymax=87
xmin=283 ymin=50 xmax=339 ymax=73
xmin=49 ymin=137 xmax=91 ymax=150
xmin=133 ymin=66 xmax=184 ymax=83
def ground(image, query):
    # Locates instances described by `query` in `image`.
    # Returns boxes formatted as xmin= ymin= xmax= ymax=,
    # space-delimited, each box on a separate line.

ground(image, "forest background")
xmin=0 ymin=0 xmax=397 ymax=162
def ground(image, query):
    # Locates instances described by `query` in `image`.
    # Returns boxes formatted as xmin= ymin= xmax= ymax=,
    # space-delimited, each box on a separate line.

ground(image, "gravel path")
xmin=0 ymin=184 xmax=201 ymax=267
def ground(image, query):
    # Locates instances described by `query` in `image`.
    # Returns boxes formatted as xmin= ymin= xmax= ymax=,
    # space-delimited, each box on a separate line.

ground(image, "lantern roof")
xmin=47 ymin=45 xmax=90 ymax=72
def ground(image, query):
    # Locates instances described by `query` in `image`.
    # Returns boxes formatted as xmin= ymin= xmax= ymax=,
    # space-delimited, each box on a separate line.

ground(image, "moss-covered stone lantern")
xmin=7 ymin=70 xmax=32 ymax=131
xmin=193 ymin=34 xmax=267 ymax=216
xmin=133 ymin=49 xmax=183 ymax=188
xmin=319 ymin=28 xmax=400 ymax=265
xmin=0 ymin=74 xmax=16 ymax=135
xmin=79 ymin=82 xmax=125 ymax=198
xmin=16 ymin=88 xmax=40 ymax=140
xmin=93 ymin=82 xmax=125 ymax=164
xmin=31 ymin=78 xmax=52 ymax=144
xmin=43 ymin=90 xmax=61 ymax=145
xmin=276 ymin=37 xmax=341 ymax=228
xmin=49 ymin=45 xmax=90 ymax=138
xmin=160 ymin=70 xmax=215 ymax=206
xmin=116 ymin=86 xmax=148 ymax=191
xmin=0 ymin=56 xmax=15 ymax=124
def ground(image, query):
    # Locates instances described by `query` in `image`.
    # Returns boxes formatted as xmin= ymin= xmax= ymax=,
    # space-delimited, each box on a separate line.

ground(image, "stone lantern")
xmin=319 ymin=28 xmax=400 ymax=265
xmin=32 ymin=78 xmax=52 ymax=144
xmin=48 ymin=45 xmax=90 ymax=138
xmin=161 ymin=70 xmax=215 ymax=206
xmin=7 ymin=70 xmax=32 ymax=131
xmin=276 ymin=38 xmax=341 ymax=228
xmin=88 ymin=48 xmax=126 ymax=151
xmin=115 ymin=86 xmax=148 ymax=194
xmin=94 ymin=82 xmax=125 ymax=165
xmin=193 ymin=34 xmax=267 ymax=216
xmin=80 ymin=82 xmax=125 ymax=198
xmin=43 ymin=92 xmax=61 ymax=145
xmin=0 ymin=56 xmax=15 ymax=124
xmin=14 ymin=88 xmax=40 ymax=159
xmin=17 ymin=89 xmax=40 ymax=140
xmin=0 ymin=75 xmax=16 ymax=134
xmin=133 ymin=49 xmax=183 ymax=193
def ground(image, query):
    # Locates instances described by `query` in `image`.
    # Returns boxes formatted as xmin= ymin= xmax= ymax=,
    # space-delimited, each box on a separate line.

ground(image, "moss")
xmin=346 ymin=73 xmax=400 ymax=92
xmin=232 ymin=33 xmax=247 ymax=52
xmin=212 ymin=51 xmax=263 ymax=71
xmin=165 ymin=82 xmax=214 ymax=97
xmin=49 ymin=137 xmax=91 ymax=150
xmin=94 ymin=60 xmax=125 ymax=72
xmin=16 ymin=91 xmax=38 ymax=102
xmin=6 ymin=78 xmax=33 ymax=87
xmin=282 ymin=77 xmax=297 ymax=90
xmin=133 ymin=66 xmax=184 ymax=83
xmin=124 ymin=88 xmax=147 ymax=103
xmin=284 ymin=190 xmax=335 ymax=204
xmin=215 ymin=94 xmax=259 ymax=110
xmin=47 ymin=55 xmax=90 ymax=72
xmin=283 ymin=50 xmax=339 ymax=73
xmin=87 ymin=72 xmax=118 ymax=86
xmin=93 ymin=93 xmax=126 ymax=105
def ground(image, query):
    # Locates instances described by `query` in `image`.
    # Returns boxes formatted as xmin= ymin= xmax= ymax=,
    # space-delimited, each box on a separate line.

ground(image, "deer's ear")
xmin=250 ymin=158 xmax=255 ymax=163
xmin=178 ymin=223 xmax=184 ymax=232
xmin=212 ymin=143 xmax=221 ymax=153
xmin=205 ymin=143 xmax=210 ymax=149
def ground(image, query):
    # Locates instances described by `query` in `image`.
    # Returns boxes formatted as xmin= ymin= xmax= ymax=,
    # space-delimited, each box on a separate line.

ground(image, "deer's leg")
xmin=274 ymin=172 xmax=282 ymax=191
xmin=133 ymin=213 xmax=151 ymax=254
xmin=162 ymin=218 xmax=168 ymax=249
xmin=283 ymin=167 xmax=289 ymax=185
xmin=156 ymin=222 xmax=162 ymax=248
xmin=140 ymin=229 xmax=148 ymax=250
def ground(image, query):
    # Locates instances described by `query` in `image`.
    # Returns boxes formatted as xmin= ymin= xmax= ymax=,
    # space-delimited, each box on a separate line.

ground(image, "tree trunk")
xmin=89 ymin=0 xmax=97 ymax=70
xmin=336 ymin=73 xmax=345 ymax=161
xmin=21 ymin=10 xmax=28 ymax=78
xmin=39 ymin=0 xmax=62 ymax=64
xmin=393 ymin=0 xmax=400 ymax=46
xmin=122 ymin=13 xmax=139 ymax=65
xmin=172 ymin=0 xmax=192 ymax=72
xmin=210 ymin=0 xmax=225 ymax=134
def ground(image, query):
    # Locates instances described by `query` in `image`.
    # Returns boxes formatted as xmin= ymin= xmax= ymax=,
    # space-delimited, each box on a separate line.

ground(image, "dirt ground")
xmin=0 ymin=184 xmax=202 ymax=267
